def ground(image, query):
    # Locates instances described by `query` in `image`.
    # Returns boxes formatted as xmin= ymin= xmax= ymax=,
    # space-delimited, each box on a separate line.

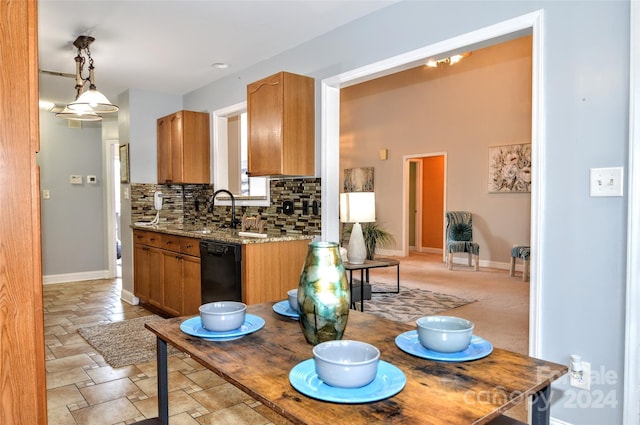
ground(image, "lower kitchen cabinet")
xmin=242 ymin=239 xmax=310 ymax=305
xmin=134 ymin=244 xmax=164 ymax=310
xmin=134 ymin=229 xmax=311 ymax=315
xmin=134 ymin=230 xmax=201 ymax=316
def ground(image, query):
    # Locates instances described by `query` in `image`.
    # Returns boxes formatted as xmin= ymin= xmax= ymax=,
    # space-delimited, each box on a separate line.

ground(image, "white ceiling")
xmin=38 ymin=0 xmax=395 ymax=108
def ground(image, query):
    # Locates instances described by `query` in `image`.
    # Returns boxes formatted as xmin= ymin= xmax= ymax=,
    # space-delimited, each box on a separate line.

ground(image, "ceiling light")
xmin=425 ymin=52 xmax=472 ymax=68
xmin=212 ymin=62 xmax=229 ymax=69
xmin=55 ymin=106 xmax=102 ymax=121
xmin=65 ymin=35 xmax=118 ymax=115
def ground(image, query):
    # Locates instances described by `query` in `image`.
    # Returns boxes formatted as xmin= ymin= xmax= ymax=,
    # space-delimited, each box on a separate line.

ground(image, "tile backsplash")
xmin=130 ymin=178 xmax=322 ymax=236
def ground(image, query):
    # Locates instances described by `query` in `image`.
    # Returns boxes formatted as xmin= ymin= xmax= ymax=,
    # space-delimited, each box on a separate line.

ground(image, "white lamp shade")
xmin=340 ymin=192 xmax=376 ymax=223
xmin=68 ymin=89 xmax=119 ymax=113
xmin=55 ymin=106 xmax=102 ymax=121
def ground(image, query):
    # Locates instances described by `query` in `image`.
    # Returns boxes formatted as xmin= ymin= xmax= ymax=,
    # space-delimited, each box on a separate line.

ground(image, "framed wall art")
xmin=119 ymin=144 xmax=130 ymax=184
xmin=487 ymin=143 xmax=531 ymax=193
xmin=343 ymin=167 xmax=374 ymax=192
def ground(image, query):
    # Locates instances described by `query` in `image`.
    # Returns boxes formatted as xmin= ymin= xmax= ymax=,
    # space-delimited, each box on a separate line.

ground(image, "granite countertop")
xmin=131 ymin=223 xmax=316 ymax=245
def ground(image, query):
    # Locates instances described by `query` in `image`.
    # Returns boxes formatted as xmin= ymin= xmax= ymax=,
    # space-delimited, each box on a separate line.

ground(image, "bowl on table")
xmin=199 ymin=301 xmax=247 ymax=332
xmin=416 ymin=316 xmax=474 ymax=353
xmin=287 ymin=289 xmax=299 ymax=313
xmin=312 ymin=340 xmax=380 ymax=388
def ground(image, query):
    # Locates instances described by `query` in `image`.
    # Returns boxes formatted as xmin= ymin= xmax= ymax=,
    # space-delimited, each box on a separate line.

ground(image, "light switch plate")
xmin=590 ymin=167 xmax=623 ymax=197
xmin=70 ymin=174 xmax=83 ymax=185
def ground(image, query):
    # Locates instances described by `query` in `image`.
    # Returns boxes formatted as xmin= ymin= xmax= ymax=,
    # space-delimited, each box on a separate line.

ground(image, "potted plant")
xmin=343 ymin=222 xmax=394 ymax=260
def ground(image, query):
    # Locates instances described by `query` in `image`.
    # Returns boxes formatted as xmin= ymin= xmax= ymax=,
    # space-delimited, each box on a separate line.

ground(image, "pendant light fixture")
xmin=65 ymin=35 xmax=118 ymax=115
xmin=55 ymin=106 xmax=103 ymax=121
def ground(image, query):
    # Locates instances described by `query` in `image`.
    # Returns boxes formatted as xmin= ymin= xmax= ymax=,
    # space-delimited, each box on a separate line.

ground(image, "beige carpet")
xmin=78 ymin=288 xmax=473 ymax=368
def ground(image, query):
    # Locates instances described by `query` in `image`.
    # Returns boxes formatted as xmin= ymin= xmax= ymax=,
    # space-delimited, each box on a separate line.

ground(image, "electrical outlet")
xmin=590 ymin=167 xmax=623 ymax=197
xmin=570 ymin=360 xmax=591 ymax=390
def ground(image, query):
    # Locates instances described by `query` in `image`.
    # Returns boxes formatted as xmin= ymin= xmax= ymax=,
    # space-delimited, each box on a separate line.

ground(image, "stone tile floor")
xmin=44 ymin=279 xmax=292 ymax=425
xmin=44 ymin=253 xmax=528 ymax=424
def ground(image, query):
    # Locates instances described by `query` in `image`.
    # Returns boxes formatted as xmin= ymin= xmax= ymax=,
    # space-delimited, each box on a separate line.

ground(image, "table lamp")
xmin=340 ymin=192 xmax=376 ymax=264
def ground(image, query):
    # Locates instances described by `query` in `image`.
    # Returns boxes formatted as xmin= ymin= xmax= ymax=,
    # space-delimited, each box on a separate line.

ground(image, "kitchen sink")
xmin=190 ymin=228 xmax=215 ymax=234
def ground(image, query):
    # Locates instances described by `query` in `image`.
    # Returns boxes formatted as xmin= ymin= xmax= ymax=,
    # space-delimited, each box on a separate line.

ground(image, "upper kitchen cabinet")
xmin=157 ymin=110 xmax=211 ymax=184
xmin=247 ymin=72 xmax=315 ymax=176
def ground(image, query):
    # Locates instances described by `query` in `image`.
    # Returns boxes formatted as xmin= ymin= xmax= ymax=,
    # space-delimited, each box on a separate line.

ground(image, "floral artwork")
xmin=488 ymin=143 xmax=531 ymax=193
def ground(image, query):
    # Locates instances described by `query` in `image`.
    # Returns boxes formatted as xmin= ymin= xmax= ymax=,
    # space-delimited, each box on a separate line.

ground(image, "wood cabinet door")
xmin=157 ymin=115 xmax=172 ymax=183
xmin=181 ymin=111 xmax=211 ymax=184
xmin=242 ymin=239 xmax=309 ymax=304
xmin=163 ymin=251 xmax=183 ymax=317
xmin=147 ymin=247 xmax=165 ymax=308
xmin=169 ymin=112 xmax=184 ymax=183
xmin=134 ymin=244 xmax=164 ymax=309
xmin=182 ymin=255 xmax=202 ymax=315
xmin=133 ymin=244 xmax=151 ymax=300
xmin=247 ymin=72 xmax=284 ymax=176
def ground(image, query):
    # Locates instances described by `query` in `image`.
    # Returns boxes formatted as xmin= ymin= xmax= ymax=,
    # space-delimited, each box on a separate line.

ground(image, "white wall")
xmin=183 ymin=2 xmax=630 ymax=423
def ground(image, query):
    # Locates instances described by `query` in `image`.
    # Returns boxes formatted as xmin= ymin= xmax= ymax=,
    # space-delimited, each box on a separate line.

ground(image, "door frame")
xmin=407 ymin=158 xmax=422 ymax=253
xmin=623 ymin=3 xmax=640 ymax=423
xmin=321 ymin=11 xmax=545 ymax=356
xmin=104 ymin=139 xmax=120 ymax=279
xmin=403 ymin=153 xmax=447 ymax=258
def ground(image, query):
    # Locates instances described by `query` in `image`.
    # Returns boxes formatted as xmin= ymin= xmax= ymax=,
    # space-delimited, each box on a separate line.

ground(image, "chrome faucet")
xmin=208 ymin=189 xmax=239 ymax=229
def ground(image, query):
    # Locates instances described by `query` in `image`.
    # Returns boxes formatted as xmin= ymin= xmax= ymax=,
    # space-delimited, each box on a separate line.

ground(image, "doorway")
xmin=405 ymin=154 xmax=446 ymax=257
xmin=321 ymin=12 xmax=544 ymax=356
xmin=105 ymin=140 xmax=121 ymax=279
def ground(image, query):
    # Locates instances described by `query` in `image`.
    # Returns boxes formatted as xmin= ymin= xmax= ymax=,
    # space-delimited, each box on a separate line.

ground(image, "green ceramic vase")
xmin=298 ymin=241 xmax=350 ymax=345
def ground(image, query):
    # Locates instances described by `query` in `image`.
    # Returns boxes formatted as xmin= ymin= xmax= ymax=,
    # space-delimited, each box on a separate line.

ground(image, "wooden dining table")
xmin=145 ymin=302 xmax=567 ymax=425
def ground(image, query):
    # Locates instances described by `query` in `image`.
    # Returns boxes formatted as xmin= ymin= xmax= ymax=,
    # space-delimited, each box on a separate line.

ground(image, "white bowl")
xmin=287 ymin=289 xmax=299 ymax=313
xmin=312 ymin=340 xmax=380 ymax=388
xmin=416 ymin=316 xmax=474 ymax=353
xmin=199 ymin=301 xmax=247 ymax=332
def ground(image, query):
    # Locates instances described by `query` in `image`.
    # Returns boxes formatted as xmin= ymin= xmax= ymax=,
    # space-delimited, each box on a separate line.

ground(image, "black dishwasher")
xmin=200 ymin=241 xmax=242 ymax=303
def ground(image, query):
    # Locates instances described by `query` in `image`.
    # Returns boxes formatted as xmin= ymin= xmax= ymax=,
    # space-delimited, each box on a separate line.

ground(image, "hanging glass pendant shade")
xmin=55 ymin=106 xmax=102 ymax=121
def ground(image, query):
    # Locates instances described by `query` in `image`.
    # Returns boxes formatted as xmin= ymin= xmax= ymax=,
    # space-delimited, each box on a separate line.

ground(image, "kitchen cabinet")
xmin=247 ymin=71 xmax=315 ymax=176
xmin=133 ymin=230 xmax=201 ymax=316
xmin=242 ymin=239 xmax=309 ymax=304
xmin=157 ymin=110 xmax=210 ymax=184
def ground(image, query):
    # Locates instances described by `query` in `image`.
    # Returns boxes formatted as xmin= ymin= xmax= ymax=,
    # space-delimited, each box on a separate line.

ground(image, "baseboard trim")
xmin=120 ymin=288 xmax=140 ymax=306
xmin=43 ymin=270 xmax=110 ymax=285
xmin=449 ymin=256 xmax=526 ymax=272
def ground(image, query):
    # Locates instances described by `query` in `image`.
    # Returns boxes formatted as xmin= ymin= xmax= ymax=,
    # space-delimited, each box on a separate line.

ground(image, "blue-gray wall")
xmin=183 ymin=2 xmax=630 ymax=424
xmin=38 ymin=112 xmax=106 ymax=279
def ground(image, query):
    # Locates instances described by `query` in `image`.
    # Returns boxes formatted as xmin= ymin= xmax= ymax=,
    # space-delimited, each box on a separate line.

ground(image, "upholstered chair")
xmin=445 ymin=211 xmax=480 ymax=271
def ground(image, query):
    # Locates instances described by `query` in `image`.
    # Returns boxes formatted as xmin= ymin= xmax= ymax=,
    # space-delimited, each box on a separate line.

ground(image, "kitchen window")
xmin=213 ymin=102 xmax=269 ymax=206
